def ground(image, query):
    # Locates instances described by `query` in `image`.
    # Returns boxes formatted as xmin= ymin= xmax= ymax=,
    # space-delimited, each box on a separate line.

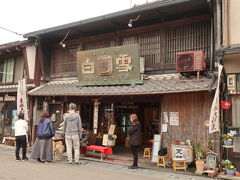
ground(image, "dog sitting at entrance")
xmin=53 ymin=140 xmax=65 ymax=160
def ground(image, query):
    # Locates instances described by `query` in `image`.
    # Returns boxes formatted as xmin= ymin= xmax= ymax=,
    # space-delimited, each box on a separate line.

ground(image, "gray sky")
xmin=0 ymin=0 xmax=154 ymax=45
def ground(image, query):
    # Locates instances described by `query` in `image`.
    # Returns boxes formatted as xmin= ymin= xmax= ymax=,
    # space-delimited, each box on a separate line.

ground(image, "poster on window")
xmin=17 ymin=79 xmax=28 ymax=120
xmin=169 ymin=112 xmax=179 ymax=126
xmin=11 ymin=110 xmax=18 ymax=130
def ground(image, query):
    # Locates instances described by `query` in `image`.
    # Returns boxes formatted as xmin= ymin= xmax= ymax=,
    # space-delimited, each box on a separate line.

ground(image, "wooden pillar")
xmin=28 ymin=96 xmax=34 ymax=146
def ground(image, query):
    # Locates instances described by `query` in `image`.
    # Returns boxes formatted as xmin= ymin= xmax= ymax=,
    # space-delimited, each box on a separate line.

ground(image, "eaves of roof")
xmin=0 ymin=84 xmax=35 ymax=94
xmin=27 ymin=74 xmax=216 ymax=97
xmin=24 ymin=0 xmax=206 ymax=38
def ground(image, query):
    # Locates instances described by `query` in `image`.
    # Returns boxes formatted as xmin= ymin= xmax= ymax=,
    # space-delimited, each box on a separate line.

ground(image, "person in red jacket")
xmin=128 ymin=113 xmax=141 ymax=169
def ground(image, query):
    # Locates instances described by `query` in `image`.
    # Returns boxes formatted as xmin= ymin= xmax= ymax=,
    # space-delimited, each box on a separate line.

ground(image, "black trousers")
xmin=15 ymin=135 xmax=27 ymax=159
xmin=130 ymin=145 xmax=140 ymax=167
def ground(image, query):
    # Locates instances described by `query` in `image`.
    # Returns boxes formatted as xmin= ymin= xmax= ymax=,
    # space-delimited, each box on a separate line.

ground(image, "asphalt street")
xmin=0 ymin=148 xmax=211 ymax=180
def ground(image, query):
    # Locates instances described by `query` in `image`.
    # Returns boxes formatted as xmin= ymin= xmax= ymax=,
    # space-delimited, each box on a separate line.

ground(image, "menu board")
xmin=172 ymin=144 xmax=193 ymax=163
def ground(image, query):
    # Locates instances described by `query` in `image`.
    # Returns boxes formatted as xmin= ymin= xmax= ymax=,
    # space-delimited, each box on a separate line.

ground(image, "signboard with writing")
xmin=17 ymin=79 xmax=28 ymax=120
xmin=172 ymin=144 xmax=193 ymax=163
xmin=205 ymin=154 xmax=218 ymax=169
xmin=169 ymin=112 xmax=179 ymax=126
xmin=76 ymin=44 xmax=143 ymax=86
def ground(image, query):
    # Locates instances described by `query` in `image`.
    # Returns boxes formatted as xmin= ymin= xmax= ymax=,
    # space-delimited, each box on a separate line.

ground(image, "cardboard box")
xmin=102 ymin=134 xmax=117 ymax=147
xmin=108 ymin=125 xmax=116 ymax=135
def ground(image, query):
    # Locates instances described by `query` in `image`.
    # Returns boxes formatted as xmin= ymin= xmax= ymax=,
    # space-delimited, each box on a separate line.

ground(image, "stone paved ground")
xmin=0 ymin=145 xmax=212 ymax=180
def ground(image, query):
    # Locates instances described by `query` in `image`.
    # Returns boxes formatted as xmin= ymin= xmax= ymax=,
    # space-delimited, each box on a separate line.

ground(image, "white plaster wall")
xmin=229 ymin=0 xmax=240 ymax=45
xmin=26 ymin=45 xmax=36 ymax=80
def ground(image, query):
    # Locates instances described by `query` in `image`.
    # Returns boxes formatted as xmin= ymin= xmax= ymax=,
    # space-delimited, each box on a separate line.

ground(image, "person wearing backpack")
xmin=31 ymin=111 xmax=55 ymax=163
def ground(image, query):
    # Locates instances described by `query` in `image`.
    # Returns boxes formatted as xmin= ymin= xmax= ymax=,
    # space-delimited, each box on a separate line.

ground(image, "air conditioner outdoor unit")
xmin=176 ymin=51 xmax=206 ymax=73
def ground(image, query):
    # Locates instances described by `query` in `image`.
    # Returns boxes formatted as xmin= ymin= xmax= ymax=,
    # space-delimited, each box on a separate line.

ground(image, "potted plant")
xmin=221 ymin=159 xmax=232 ymax=167
xmin=221 ymin=160 xmax=236 ymax=175
xmin=194 ymin=142 xmax=205 ymax=173
xmin=225 ymin=165 xmax=236 ymax=175
xmin=222 ymin=134 xmax=234 ymax=146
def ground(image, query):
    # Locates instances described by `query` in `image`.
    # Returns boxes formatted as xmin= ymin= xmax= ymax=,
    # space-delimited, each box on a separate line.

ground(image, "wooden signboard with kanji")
xmin=76 ymin=44 xmax=143 ymax=86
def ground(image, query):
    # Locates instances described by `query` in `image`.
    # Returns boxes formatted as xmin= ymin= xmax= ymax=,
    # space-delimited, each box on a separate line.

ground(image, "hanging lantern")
xmin=221 ymin=101 xmax=232 ymax=110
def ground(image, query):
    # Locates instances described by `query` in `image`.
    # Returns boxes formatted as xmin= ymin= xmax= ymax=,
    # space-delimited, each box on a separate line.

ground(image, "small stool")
xmin=172 ymin=158 xmax=187 ymax=172
xmin=157 ymin=156 xmax=167 ymax=168
xmin=143 ymin=148 xmax=151 ymax=158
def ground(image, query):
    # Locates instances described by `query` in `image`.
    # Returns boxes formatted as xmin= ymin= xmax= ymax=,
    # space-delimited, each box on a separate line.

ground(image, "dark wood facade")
xmin=41 ymin=15 xmax=211 ymax=79
xmin=0 ymin=41 xmax=36 ymax=141
xmin=161 ymin=92 xmax=218 ymax=154
xmin=25 ymin=0 xmax=218 ymax=160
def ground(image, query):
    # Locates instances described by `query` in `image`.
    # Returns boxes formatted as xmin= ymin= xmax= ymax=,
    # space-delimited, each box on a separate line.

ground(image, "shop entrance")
xmin=0 ymin=102 xmax=17 ymax=140
xmin=115 ymin=105 xmax=138 ymax=146
xmin=113 ymin=103 xmax=160 ymax=157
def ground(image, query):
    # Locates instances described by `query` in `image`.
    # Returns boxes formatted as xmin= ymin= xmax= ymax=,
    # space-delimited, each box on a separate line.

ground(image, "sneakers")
xmin=128 ymin=165 xmax=138 ymax=169
xmin=67 ymin=161 xmax=73 ymax=165
xmin=22 ymin=157 xmax=29 ymax=161
xmin=16 ymin=158 xmax=21 ymax=162
xmin=74 ymin=162 xmax=82 ymax=165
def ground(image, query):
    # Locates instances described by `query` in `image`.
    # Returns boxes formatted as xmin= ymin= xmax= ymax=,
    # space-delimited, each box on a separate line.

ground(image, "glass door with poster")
xmin=229 ymin=95 xmax=240 ymax=170
xmin=0 ymin=102 xmax=17 ymax=139
xmin=115 ymin=105 xmax=137 ymax=145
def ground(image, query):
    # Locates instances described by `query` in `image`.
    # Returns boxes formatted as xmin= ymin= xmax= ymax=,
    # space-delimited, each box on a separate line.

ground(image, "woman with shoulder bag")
xmin=31 ymin=111 xmax=55 ymax=163
xmin=128 ymin=113 xmax=141 ymax=169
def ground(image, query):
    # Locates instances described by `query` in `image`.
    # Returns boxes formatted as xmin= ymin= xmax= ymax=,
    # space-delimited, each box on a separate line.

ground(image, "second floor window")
xmin=0 ymin=58 xmax=14 ymax=83
xmin=52 ymin=45 xmax=81 ymax=75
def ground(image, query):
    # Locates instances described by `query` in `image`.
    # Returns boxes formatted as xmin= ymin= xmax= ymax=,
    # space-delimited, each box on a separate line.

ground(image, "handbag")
xmin=125 ymin=137 xmax=130 ymax=147
xmin=47 ymin=123 xmax=55 ymax=138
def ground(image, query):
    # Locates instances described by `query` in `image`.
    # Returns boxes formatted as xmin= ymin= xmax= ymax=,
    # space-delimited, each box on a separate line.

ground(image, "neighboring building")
xmin=215 ymin=0 xmax=240 ymax=168
xmin=25 ymin=0 xmax=218 ymax=158
xmin=0 ymin=41 xmax=37 ymax=141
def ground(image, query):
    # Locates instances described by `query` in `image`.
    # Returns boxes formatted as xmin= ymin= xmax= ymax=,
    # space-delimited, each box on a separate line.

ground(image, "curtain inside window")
xmin=0 ymin=58 xmax=14 ymax=83
xmin=1 ymin=61 xmax=7 ymax=83
xmin=232 ymin=96 xmax=240 ymax=127
xmin=5 ymin=58 xmax=14 ymax=83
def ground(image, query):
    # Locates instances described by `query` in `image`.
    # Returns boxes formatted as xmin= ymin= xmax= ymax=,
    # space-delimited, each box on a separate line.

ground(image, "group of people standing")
xmin=14 ymin=103 xmax=82 ymax=165
xmin=14 ymin=103 xmax=141 ymax=168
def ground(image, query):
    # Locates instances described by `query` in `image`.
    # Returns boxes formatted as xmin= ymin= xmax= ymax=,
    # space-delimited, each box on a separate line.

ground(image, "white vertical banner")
xmin=93 ymin=100 xmax=100 ymax=134
xmin=209 ymin=64 xmax=223 ymax=133
xmin=17 ymin=79 xmax=28 ymax=120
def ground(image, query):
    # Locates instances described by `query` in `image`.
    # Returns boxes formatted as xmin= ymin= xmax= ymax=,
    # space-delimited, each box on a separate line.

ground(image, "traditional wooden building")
xmin=0 ymin=41 xmax=37 ymax=141
xmin=25 ymin=0 xmax=219 ymax=157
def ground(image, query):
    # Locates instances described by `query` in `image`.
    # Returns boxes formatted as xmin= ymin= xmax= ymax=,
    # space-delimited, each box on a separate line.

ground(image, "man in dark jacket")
xmin=128 ymin=113 xmax=141 ymax=169
xmin=63 ymin=103 xmax=82 ymax=165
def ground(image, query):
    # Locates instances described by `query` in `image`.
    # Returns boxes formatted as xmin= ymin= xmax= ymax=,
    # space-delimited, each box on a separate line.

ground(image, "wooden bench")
xmin=86 ymin=145 xmax=112 ymax=160
xmin=2 ymin=137 xmax=15 ymax=146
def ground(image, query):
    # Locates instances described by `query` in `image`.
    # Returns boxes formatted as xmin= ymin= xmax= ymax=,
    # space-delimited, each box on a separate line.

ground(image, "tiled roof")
xmin=0 ymin=84 xmax=35 ymax=94
xmin=0 ymin=40 xmax=28 ymax=50
xmin=28 ymin=74 xmax=216 ymax=96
